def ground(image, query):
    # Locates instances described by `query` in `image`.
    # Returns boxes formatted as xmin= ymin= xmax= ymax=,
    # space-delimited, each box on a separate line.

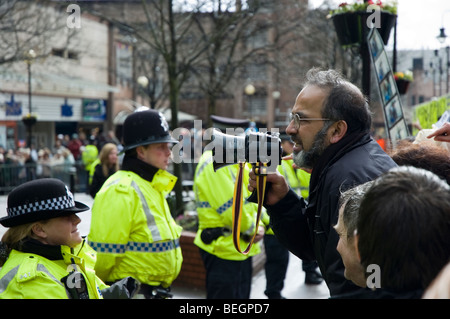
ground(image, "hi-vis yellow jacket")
xmin=278 ymin=158 xmax=310 ymax=199
xmin=193 ymin=151 xmax=262 ymax=261
xmin=0 ymin=242 xmax=106 ymax=299
xmin=88 ymin=169 xmax=183 ymax=288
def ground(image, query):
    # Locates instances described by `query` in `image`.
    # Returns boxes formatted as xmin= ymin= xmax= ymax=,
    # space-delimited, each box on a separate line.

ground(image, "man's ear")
xmin=329 ymin=120 xmax=348 ymax=144
xmin=136 ymin=146 xmax=145 ymax=160
xmin=31 ymin=223 xmax=47 ymax=240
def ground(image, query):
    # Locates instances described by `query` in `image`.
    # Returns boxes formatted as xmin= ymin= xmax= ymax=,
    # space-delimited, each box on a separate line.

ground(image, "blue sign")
xmin=5 ymin=95 xmax=22 ymax=116
xmin=61 ymin=98 xmax=73 ymax=117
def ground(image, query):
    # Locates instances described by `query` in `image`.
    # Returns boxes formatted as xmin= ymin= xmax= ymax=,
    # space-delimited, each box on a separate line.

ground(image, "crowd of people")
xmin=0 ymin=129 xmax=121 ymax=194
xmin=0 ymin=67 xmax=449 ymax=299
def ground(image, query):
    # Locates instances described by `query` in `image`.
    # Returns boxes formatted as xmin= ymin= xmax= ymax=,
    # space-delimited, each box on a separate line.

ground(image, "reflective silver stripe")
xmin=0 ymin=264 xmax=65 ymax=295
xmin=130 ymin=181 xmax=162 ymax=242
xmin=88 ymin=239 xmax=180 ymax=254
xmin=36 ymin=264 xmax=65 ymax=288
xmin=104 ymin=179 xmax=120 ymax=188
xmin=0 ymin=266 xmax=19 ymax=294
xmin=195 ymin=155 xmax=213 ymax=178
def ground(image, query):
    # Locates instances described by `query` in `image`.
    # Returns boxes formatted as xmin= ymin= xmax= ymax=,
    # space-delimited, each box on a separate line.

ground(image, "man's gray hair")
xmin=339 ymin=181 xmax=374 ymax=238
xmin=304 ymin=68 xmax=372 ymax=133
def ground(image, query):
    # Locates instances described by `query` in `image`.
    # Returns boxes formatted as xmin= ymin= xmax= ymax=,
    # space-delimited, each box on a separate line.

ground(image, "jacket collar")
xmin=121 ymin=155 xmax=177 ymax=194
xmin=19 ymin=237 xmax=86 ymax=265
xmin=121 ymin=155 xmax=159 ymax=182
xmin=310 ymin=131 xmax=371 ymax=194
xmin=20 ymin=238 xmax=63 ymax=260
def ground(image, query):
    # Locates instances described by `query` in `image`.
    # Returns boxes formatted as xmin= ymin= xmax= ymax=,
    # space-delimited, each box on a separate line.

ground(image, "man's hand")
xmin=248 ymin=167 xmax=290 ymax=206
xmin=427 ymin=122 xmax=450 ymax=143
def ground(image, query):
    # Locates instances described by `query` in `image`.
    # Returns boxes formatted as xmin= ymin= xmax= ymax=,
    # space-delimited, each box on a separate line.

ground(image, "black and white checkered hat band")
xmin=7 ymin=187 xmax=75 ymax=217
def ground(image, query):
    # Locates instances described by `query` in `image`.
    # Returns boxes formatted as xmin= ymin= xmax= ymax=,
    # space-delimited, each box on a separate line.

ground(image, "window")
xmin=51 ymin=48 xmax=65 ymax=58
xmin=51 ymin=48 xmax=78 ymax=60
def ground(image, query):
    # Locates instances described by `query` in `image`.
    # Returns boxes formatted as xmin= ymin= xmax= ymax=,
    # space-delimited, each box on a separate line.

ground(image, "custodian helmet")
xmin=122 ymin=108 xmax=178 ymax=152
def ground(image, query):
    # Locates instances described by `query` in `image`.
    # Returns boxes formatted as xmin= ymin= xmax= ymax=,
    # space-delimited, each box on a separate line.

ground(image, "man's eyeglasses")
xmin=289 ymin=112 xmax=331 ymax=129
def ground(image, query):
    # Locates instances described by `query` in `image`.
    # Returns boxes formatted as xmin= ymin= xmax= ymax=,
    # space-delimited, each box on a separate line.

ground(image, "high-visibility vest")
xmin=278 ymin=158 xmax=310 ymax=199
xmin=88 ymin=158 xmax=100 ymax=185
xmin=87 ymin=169 xmax=183 ymax=288
xmin=193 ymin=151 xmax=262 ymax=261
xmin=0 ymin=242 xmax=106 ymax=299
xmin=82 ymin=145 xmax=98 ymax=172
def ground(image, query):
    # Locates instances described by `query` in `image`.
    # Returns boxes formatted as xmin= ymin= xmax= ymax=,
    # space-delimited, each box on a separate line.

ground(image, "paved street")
xmin=0 ymin=192 xmax=330 ymax=299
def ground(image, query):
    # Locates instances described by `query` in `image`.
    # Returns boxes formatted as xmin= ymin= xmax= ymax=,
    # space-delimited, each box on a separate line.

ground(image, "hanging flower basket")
xmin=22 ymin=114 xmax=37 ymax=127
xmin=331 ymin=11 xmax=397 ymax=47
xmin=394 ymin=71 xmax=413 ymax=95
xmin=395 ymin=79 xmax=410 ymax=95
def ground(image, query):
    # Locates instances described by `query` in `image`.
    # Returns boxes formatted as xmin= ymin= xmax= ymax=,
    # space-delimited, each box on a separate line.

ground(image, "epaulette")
xmin=16 ymin=255 xmax=38 ymax=282
xmin=116 ymin=174 xmax=133 ymax=193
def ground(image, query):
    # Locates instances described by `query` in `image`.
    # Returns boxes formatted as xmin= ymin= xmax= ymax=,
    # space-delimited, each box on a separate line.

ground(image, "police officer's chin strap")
xmin=232 ymin=162 xmax=267 ymax=255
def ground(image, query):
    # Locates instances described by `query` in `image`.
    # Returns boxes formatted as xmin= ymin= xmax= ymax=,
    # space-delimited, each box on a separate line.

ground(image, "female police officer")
xmin=0 ymin=178 xmax=137 ymax=299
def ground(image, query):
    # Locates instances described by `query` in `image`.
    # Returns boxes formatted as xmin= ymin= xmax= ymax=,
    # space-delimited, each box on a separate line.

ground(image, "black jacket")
xmin=266 ymin=134 xmax=397 ymax=297
xmin=89 ymin=164 xmax=117 ymax=198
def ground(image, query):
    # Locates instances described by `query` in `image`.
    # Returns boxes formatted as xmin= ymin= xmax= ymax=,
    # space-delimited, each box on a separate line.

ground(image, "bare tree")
xmin=85 ymin=0 xmax=214 ymax=214
xmin=0 ymin=0 xmax=78 ymax=66
xmin=186 ymin=1 xmax=268 ymax=126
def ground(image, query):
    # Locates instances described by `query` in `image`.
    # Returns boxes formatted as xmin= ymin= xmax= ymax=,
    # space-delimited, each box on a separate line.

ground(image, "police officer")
xmin=88 ymin=108 xmax=183 ymax=299
xmin=193 ymin=116 xmax=264 ymax=299
xmin=0 ymin=178 xmax=137 ymax=299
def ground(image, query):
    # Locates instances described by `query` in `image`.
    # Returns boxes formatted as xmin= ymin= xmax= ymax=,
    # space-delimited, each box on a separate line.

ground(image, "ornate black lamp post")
xmin=22 ymin=49 xmax=37 ymax=148
xmin=436 ymin=27 xmax=449 ymax=94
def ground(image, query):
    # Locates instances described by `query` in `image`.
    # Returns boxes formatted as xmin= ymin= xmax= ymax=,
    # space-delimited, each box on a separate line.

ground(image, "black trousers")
xmin=263 ymin=234 xmax=289 ymax=299
xmin=199 ymin=248 xmax=252 ymax=299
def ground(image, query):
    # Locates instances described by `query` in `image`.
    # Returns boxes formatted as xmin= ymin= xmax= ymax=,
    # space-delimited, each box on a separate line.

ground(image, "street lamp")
xmin=437 ymin=27 xmax=447 ymax=44
xmin=23 ymin=49 xmax=37 ymax=148
xmin=137 ymin=75 xmax=149 ymax=88
xmin=436 ymin=26 xmax=449 ymax=94
xmin=136 ymin=75 xmax=149 ymax=106
xmin=244 ymin=84 xmax=256 ymax=120
xmin=447 ymin=46 xmax=450 ymax=94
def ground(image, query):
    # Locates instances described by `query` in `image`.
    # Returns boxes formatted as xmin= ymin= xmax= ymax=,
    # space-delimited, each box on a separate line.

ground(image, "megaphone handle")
xmin=247 ymin=182 xmax=271 ymax=204
xmin=232 ymin=162 xmax=267 ymax=255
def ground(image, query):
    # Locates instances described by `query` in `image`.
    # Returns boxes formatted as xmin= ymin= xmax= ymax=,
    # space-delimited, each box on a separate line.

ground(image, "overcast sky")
xmin=309 ymin=0 xmax=450 ymax=50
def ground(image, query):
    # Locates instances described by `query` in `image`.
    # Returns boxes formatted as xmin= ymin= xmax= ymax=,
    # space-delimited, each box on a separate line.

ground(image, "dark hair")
xmin=304 ymin=68 xmax=372 ymax=133
xmin=357 ymin=166 xmax=450 ymax=292
xmin=389 ymin=140 xmax=450 ymax=185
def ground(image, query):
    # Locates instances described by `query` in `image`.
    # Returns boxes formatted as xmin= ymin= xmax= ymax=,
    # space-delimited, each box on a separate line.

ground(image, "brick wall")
xmin=172 ymin=231 xmax=267 ymax=290
xmin=173 ymin=231 xmax=206 ymax=289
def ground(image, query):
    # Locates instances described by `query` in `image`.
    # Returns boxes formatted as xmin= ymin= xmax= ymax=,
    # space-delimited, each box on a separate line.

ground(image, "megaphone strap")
xmin=232 ymin=162 xmax=267 ymax=255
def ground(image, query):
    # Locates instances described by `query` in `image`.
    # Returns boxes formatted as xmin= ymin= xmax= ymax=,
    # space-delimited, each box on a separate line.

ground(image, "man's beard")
xmin=293 ymin=126 xmax=329 ymax=170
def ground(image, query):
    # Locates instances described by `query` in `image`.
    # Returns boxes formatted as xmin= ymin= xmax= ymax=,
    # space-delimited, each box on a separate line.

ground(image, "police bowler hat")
xmin=122 ymin=108 xmax=178 ymax=152
xmin=0 ymin=178 xmax=89 ymax=228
